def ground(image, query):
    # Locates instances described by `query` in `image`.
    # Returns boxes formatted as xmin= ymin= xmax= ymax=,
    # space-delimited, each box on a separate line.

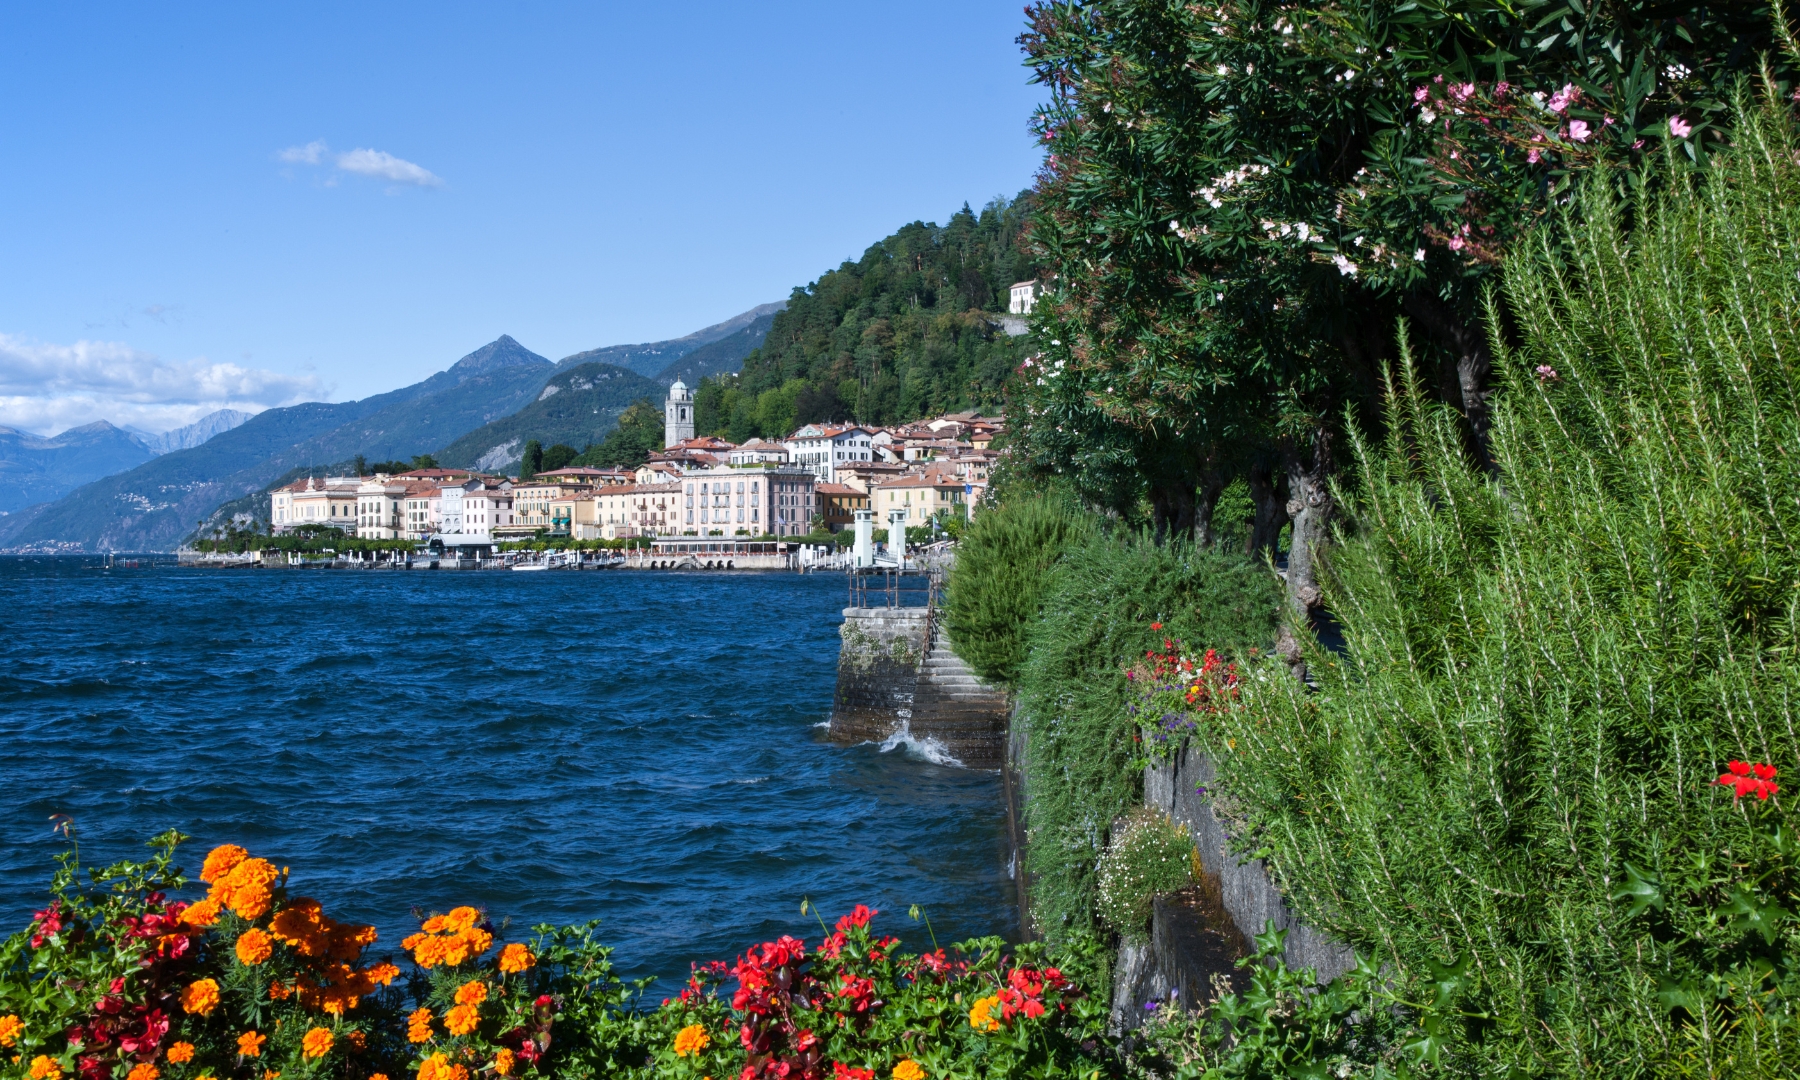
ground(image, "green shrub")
xmin=944 ymin=494 xmax=1097 ymax=685
xmin=1095 ymin=809 xmax=1194 ymax=943
xmin=1211 ymin=92 xmax=1800 ymax=1077
xmin=1018 ymin=532 xmax=1280 ymax=942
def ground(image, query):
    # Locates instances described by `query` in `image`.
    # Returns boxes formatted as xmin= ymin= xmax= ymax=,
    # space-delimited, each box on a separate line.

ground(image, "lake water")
xmin=0 ymin=557 xmax=1016 ymax=994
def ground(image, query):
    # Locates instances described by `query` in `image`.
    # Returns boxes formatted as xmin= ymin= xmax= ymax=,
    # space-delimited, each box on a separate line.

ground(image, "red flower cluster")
xmin=831 ymin=1065 xmax=873 ymax=1080
xmin=498 ymin=993 xmax=556 ymax=1067
xmin=1184 ymin=649 xmax=1238 ymax=709
xmin=1716 ymin=761 xmax=1780 ymax=801
xmin=733 ymin=936 xmax=826 ymax=1079
xmin=994 ymin=965 xmax=1064 ymax=1023
xmin=30 ymin=900 xmax=69 ymax=948
xmin=65 ymin=894 xmax=201 ymax=1080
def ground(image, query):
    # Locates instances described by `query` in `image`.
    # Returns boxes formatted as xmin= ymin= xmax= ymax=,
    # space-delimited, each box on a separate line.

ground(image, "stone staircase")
xmin=907 ymin=620 xmax=1011 ymax=769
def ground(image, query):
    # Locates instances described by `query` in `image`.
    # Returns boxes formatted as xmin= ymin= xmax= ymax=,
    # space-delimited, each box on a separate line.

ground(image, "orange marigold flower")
xmin=200 ymin=844 xmax=248 ymax=884
xmin=673 ymin=1025 xmax=709 ymax=1057
xmin=236 ymin=928 xmax=273 ymax=966
xmin=491 ymin=1050 xmax=515 ymax=1077
xmin=263 ymin=1071 xmax=280 ymax=1080
xmin=29 ymin=1056 xmax=62 ymax=1080
xmin=416 ymin=1053 xmax=468 ymax=1080
xmin=406 ymin=1008 xmax=434 ymax=1044
xmin=452 ymin=981 xmax=487 ymax=1007
xmin=411 ymin=936 xmax=450 ymax=969
xmin=179 ymin=899 xmax=222 ymax=928
xmin=343 ymin=1031 xmax=366 ymax=1054
xmin=444 ymin=907 xmax=480 ymax=932
xmin=301 ymin=1028 xmax=333 ymax=1060
xmin=0 ymin=1015 xmax=21 ymax=1048
xmin=444 ymin=1004 xmax=480 ymax=1037
xmin=968 ymin=995 xmax=1001 ymax=1033
xmin=166 ymin=1043 xmax=195 ymax=1065
xmin=211 ymin=858 xmax=279 ymax=921
xmin=269 ymin=981 xmax=292 ymax=1001
xmin=126 ymin=1063 xmax=158 ymax=1080
xmin=269 ymin=900 xmax=324 ymax=951
xmin=370 ymin=1075 xmax=390 ymax=1080
xmin=182 ymin=979 xmax=222 ymax=1016
xmin=366 ymin=962 xmax=400 ymax=987
xmin=497 ymin=945 xmax=535 ymax=974
xmin=237 ymin=1031 xmax=267 ymax=1058
xmin=893 ymin=1061 xmax=925 ymax=1080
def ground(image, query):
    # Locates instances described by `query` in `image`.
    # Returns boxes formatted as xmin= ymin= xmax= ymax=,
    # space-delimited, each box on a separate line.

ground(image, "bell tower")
xmin=664 ymin=380 xmax=694 ymax=448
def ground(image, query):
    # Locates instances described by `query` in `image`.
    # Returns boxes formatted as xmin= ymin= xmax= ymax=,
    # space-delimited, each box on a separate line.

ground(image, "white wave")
xmin=812 ymin=721 xmax=831 ymax=729
xmin=879 ymin=724 xmax=963 ymax=767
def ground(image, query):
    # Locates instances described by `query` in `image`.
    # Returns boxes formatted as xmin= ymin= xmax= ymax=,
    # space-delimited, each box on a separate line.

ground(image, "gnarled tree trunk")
xmin=1192 ymin=469 xmax=1225 ymax=548
xmin=1279 ymin=429 xmax=1335 ymax=682
xmin=1246 ymin=458 xmax=1287 ymax=560
xmin=1149 ymin=482 xmax=1196 ymax=546
xmin=1403 ymin=291 xmax=1494 ymax=472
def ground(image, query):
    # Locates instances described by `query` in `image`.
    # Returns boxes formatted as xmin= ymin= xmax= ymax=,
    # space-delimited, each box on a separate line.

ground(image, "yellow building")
xmin=869 ymin=475 xmax=969 ymax=527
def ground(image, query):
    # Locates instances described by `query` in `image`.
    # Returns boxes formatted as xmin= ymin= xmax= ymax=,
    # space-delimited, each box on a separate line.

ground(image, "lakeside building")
xmin=434 ymin=479 xmax=514 ymax=552
xmin=728 ymin=438 xmax=789 ymax=465
xmin=784 ymin=424 xmax=877 ymax=483
xmin=870 ymin=473 xmax=971 ymax=529
xmin=815 ymin=482 xmax=868 ymax=532
xmin=535 ymin=466 xmax=632 ymax=485
xmin=271 ymin=476 xmax=360 ymax=529
xmin=682 ymin=465 xmax=816 ymax=537
xmin=1009 ymin=280 xmax=1040 ymax=314
xmin=835 ymin=461 xmax=907 ymax=492
xmin=505 ymin=479 xmax=596 ymax=537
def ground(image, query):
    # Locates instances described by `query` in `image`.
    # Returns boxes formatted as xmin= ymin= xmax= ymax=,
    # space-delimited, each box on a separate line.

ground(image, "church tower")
xmin=664 ymin=379 xmax=694 ymax=448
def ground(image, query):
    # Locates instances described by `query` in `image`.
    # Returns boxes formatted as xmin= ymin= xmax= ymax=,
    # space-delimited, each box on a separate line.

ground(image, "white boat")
xmin=511 ymin=563 xmax=551 ymax=571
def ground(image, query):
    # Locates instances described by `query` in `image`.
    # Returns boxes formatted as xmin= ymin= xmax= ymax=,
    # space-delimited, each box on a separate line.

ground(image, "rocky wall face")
xmin=1143 ymin=743 xmax=1356 ymax=986
xmin=829 ymin=608 xmax=927 ymax=743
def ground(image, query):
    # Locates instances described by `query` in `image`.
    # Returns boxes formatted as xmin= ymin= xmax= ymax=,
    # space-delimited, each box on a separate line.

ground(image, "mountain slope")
xmin=133 ymin=409 xmax=255 ymax=454
xmin=436 ymin=362 xmax=660 ymax=471
xmin=0 ymin=337 xmax=553 ymax=552
xmin=555 ymin=301 xmax=785 ymax=377
xmin=652 ymin=312 xmax=776 ymax=387
xmin=0 ymin=422 xmax=156 ymax=513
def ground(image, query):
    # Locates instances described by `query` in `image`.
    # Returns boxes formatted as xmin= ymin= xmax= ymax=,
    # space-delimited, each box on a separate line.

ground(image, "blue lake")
xmin=0 ymin=557 xmax=1016 ymax=994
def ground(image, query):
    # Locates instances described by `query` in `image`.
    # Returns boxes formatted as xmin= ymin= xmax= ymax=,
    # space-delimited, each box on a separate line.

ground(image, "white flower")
xmin=1051 ymin=339 xmax=1062 ymax=346
xmin=1420 ymin=108 xmax=1437 ymax=123
xmin=1332 ymin=254 xmax=1358 ymax=276
xmin=1414 ymin=248 xmax=1426 ymax=261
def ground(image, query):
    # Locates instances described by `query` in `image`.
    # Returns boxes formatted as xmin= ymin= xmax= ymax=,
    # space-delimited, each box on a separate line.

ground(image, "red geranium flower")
xmin=1716 ymin=761 xmax=1780 ymax=801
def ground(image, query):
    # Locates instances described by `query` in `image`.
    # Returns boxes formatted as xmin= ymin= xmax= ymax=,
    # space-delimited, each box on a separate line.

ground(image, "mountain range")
xmin=0 ymin=303 xmax=781 ymax=551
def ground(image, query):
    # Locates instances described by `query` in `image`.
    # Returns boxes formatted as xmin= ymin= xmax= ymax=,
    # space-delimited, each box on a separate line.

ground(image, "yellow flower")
xmin=166 ymin=1043 xmax=195 ymax=1064
xmin=301 ymin=1028 xmax=333 ymax=1060
xmin=497 ymin=944 xmax=535 ymax=974
xmin=237 ymin=1030 xmax=267 ymax=1058
xmin=673 ymin=1024 xmax=710 ymax=1057
xmin=407 ymin=1008 xmax=434 ymax=1044
xmin=893 ymin=1062 xmax=925 ymax=1080
xmin=452 ymin=981 xmax=487 ymax=1006
xmin=29 ymin=1057 xmax=62 ymax=1080
xmin=444 ymin=1004 xmax=480 ymax=1037
xmin=0 ymin=1015 xmax=21 ymax=1048
xmin=182 ymin=979 xmax=222 ymax=1017
xmin=126 ymin=1064 xmax=158 ymax=1080
xmin=491 ymin=1049 xmax=515 ymax=1077
xmin=968 ymin=995 xmax=1001 ymax=1033
xmin=236 ymin=928 xmax=274 ymax=965
xmin=200 ymin=844 xmax=248 ymax=883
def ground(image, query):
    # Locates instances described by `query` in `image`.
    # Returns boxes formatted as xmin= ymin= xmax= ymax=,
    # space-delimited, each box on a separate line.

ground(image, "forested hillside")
xmin=693 ymin=195 xmax=1036 ymax=440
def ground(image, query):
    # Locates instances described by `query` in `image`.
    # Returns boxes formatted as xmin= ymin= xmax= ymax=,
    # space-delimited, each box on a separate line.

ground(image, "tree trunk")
xmin=1279 ymin=430 xmax=1335 ymax=682
xmin=1402 ymin=291 xmax=1495 ymax=471
xmin=1149 ymin=482 xmax=1195 ymax=546
xmin=1192 ymin=470 xmax=1225 ymax=548
xmin=1246 ymin=459 xmax=1287 ymax=560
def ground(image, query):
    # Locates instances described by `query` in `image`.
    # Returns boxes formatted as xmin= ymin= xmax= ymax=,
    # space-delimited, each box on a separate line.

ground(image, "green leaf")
xmin=1721 ymin=889 xmax=1791 ymax=946
xmin=1609 ymin=863 xmax=1664 ymax=918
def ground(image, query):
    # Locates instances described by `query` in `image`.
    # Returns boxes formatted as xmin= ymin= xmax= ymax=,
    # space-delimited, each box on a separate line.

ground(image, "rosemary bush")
xmin=1215 ymin=92 xmax=1800 ymax=1077
xmin=944 ymin=493 xmax=1096 ymax=686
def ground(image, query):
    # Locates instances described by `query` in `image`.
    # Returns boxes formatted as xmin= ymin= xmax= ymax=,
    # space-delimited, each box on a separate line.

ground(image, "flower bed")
xmin=0 ymin=837 xmax=1112 ymax=1080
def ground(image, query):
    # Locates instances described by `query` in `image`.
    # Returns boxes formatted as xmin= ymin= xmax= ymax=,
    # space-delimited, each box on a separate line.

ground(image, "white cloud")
xmin=276 ymin=140 xmax=444 ymax=188
xmin=277 ymin=139 xmax=328 ymax=165
xmin=334 ymin=148 xmax=443 ymax=187
xmin=0 ymin=333 xmax=326 ymax=436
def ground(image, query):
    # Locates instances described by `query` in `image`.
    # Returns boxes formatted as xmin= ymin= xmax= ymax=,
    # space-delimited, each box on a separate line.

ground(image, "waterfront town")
xmin=266 ymin=379 xmax=1000 ymax=554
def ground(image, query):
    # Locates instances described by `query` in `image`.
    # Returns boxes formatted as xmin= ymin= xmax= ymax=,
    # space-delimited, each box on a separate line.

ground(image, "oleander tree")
xmin=1012 ymin=0 xmax=1791 ymax=629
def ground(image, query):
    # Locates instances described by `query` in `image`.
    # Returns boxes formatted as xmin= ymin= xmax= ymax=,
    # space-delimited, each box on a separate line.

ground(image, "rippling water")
xmin=0 ymin=557 xmax=1016 ymax=994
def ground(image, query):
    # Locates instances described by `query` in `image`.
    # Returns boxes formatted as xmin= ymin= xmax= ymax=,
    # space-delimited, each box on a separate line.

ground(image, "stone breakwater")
xmin=827 ymin=606 xmax=1010 ymax=770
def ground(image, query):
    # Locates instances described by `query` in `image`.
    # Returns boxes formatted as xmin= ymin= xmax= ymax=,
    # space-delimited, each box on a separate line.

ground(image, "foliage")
xmin=1094 ymin=810 xmax=1193 ymax=944
xmin=571 ymin=401 xmax=663 ymax=469
xmin=710 ymin=196 xmax=1038 ymax=438
xmin=0 ymin=841 xmax=1117 ymax=1080
xmin=193 ymin=525 xmax=415 ymax=555
xmin=1126 ymin=636 xmax=1240 ymax=766
xmin=1202 ymin=94 xmax=1800 ymax=1076
xmin=536 ymin=445 xmax=578 ymax=475
xmin=1128 ymin=927 xmax=1403 ymax=1079
xmin=1017 ymin=531 xmax=1281 ymax=942
xmin=944 ymin=495 xmax=1097 ymax=686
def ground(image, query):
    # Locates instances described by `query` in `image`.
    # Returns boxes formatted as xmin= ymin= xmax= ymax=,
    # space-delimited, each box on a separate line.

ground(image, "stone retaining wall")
xmin=828 ymin=607 xmax=1011 ymax=768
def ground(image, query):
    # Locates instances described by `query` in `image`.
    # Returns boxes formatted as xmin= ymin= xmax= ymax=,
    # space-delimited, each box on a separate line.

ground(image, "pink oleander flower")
xmin=1527 ymin=149 xmax=1542 ymax=164
xmin=1535 ymin=365 xmax=1559 ymax=383
xmin=1546 ymin=83 xmax=1577 ymax=114
xmin=1413 ymin=86 xmax=1429 ymax=103
xmin=1567 ymin=120 xmax=1591 ymax=142
xmin=1670 ymin=115 xmax=1693 ymax=138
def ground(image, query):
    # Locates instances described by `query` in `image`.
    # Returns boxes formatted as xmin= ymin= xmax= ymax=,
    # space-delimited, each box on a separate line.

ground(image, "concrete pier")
xmin=828 ymin=606 xmax=1010 ymax=769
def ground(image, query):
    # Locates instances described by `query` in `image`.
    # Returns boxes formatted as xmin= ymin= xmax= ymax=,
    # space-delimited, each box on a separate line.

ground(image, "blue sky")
xmin=0 ymin=3 xmax=1047 ymax=435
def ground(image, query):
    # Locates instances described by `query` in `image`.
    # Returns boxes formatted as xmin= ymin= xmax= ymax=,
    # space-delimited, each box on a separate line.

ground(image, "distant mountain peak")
xmin=449 ymin=336 xmax=553 ymax=377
